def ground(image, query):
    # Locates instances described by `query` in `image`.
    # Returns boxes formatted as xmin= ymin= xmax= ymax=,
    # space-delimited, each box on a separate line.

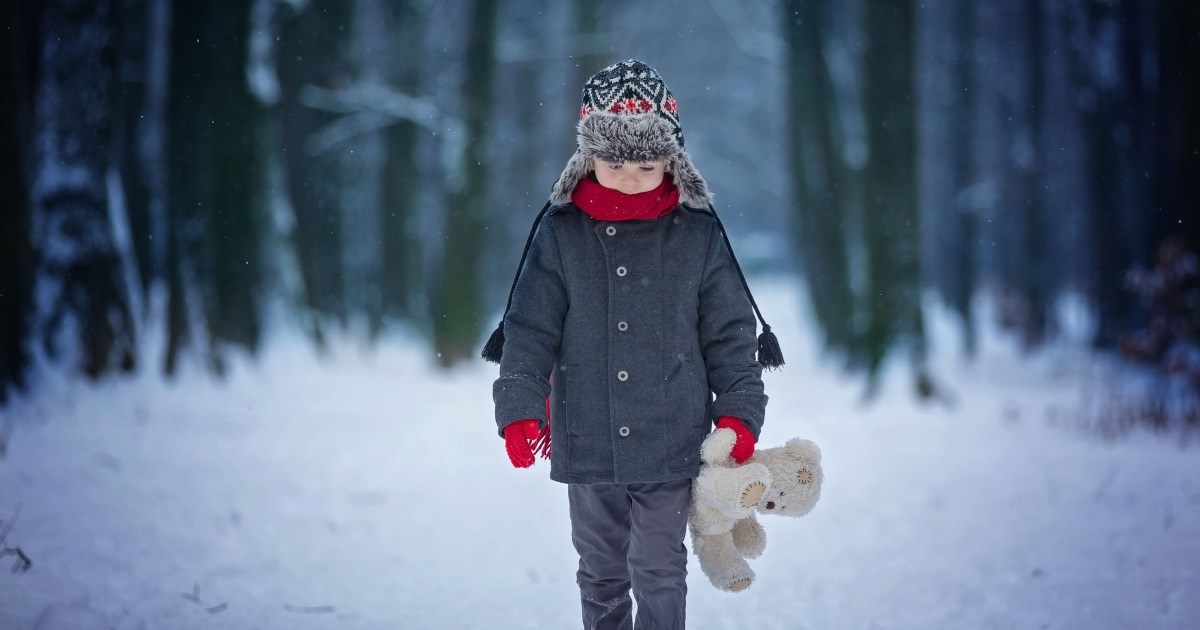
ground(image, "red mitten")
xmin=716 ymin=416 xmax=756 ymax=464
xmin=504 ymin=419 xmax=541 ymax=468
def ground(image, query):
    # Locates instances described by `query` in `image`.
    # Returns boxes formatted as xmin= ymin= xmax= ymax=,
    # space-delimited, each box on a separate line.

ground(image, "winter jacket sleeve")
xmin=697 ymin=220 xmax=768 ymax=438
xmin=493 ymin=216 xmax=568 ymax=437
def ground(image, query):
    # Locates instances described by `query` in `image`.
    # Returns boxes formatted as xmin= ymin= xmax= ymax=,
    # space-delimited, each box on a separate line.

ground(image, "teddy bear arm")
xmin=699 ymin=427 xmax=738 ymax=466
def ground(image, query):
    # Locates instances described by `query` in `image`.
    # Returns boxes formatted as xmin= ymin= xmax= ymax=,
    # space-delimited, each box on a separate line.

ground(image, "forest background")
xmin=1 ymin=0 xmax=1197 ymax=419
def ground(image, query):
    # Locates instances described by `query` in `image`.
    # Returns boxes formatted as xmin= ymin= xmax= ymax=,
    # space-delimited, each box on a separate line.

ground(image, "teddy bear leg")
xmin=730 ymin=513 xmax=767 ymax=559
xmin=693 ymin=531 xmax=755 ymax=593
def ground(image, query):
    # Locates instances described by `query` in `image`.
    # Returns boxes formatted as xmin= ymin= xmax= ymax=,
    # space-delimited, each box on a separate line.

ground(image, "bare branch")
xmin=0 ymin=505 xmax=32 ymax=573
xmin=284 ymin=604 xmax=336 ymax=614
xmin=299 ymin=82 xmax=465 ymax=188
xmin=299 ymin=83 xmax=456 ymax=135
xmin=703 ymin=0 xmax=784 ymax=63
xmin=180 ymin=583 xmax=227 ymax=612
xmin=304 ymin=109 xmax=394 ymax=156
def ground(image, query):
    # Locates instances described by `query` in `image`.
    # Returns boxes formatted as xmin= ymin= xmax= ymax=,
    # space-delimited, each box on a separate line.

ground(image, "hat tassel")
xmin=481 ymin=321 xmax=505 ymax=363
xmin=708 ymin=204 xmax=785 ymax=370
xmin=757 ymin=324 xmax=784 ymax=370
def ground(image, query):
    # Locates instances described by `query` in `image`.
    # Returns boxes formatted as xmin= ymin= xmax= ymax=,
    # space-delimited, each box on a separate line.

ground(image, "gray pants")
xmin=568 ymin=479 xmax=691 ymax=630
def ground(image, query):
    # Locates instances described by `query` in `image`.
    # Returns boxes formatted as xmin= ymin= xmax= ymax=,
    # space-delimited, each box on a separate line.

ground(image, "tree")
xmin=861 ymin=0 xmax=926 ymax=388
xmin=1152 ymin=0 xmax=1200 ymax=253
xmin=433 ymin=0 xmax=500 ymax=366
xmin=573 ymin=0 xmax=609 ymax=95
xmin=1011 ymin=0 xmax=1051 ymax=346
xmin=1070 ymin=0 xmax=1137 ymax=346
xmin=277 ymin=0 xmax=353 ymax=328
xmin=942 ymin=0 xmax=979 ymax=355
xmin=782 ymin=0 xmax=856 ymax=356
xmin=166 ymin=1 xmax=267 ymax=373
xmin=379 ymin=0 xmax=425 ymax=324
xmin=32 ymin=0 xmax=136 ymax=378
xmin=0 ymin=0 xmax=39 ymax=402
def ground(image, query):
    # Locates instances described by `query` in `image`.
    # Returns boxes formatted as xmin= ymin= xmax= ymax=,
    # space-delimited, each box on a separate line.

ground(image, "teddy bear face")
xmin=751 ymin=438 xmax=823 ymax=518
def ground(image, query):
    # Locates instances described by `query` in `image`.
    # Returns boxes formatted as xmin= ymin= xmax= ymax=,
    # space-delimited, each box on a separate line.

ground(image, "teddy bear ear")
xmin=783 ymin=438 xmax=821 ymax=463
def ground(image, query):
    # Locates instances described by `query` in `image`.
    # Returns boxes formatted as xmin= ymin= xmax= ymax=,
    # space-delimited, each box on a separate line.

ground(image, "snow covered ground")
xmin=1 ymin=280 xmax=1197 ymax=629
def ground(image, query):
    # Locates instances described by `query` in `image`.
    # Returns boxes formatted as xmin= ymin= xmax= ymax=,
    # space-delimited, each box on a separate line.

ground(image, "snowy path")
xmin=1 ymin=283 xmax=1197 ymax=629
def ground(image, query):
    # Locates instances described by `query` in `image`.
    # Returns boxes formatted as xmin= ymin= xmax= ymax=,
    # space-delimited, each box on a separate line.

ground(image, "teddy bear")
xmin=689 ymin=427 xmax=823 ymax=592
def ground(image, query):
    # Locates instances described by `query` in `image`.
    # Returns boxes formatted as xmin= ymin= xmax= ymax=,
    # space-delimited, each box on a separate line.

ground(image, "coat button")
xmin=618 ymin=426 xmax=631 ymax=437
xmin=616 ymin=266 xmax=627 ymax=277
xmin=605 ymin=225 xmax=617 ymax=236
xmin=617 ymin=321 xmax=628 ymax=332
xmin=617 ymin=370 xmax=629 ymax=381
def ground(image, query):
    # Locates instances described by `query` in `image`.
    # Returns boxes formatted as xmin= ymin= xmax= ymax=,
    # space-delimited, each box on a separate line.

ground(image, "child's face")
xmin=593 ymin=158 xmax=667 ymax=195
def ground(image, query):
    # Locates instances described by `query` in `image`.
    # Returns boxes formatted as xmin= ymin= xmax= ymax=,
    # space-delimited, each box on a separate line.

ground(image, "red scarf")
xmin=571 ymin=173 xmax=681 ymax=221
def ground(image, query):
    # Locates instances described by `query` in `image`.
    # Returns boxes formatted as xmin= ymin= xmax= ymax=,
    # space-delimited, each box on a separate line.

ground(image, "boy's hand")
xmin=504 ymin=419 xmax=541 ymax=468
xmin=716 ymin=417 xmax=755 ymax=464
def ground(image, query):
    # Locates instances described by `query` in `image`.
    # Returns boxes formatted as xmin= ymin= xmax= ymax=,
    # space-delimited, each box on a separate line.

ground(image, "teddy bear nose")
xmin=765 ymin=501 xmax=775 ymax=510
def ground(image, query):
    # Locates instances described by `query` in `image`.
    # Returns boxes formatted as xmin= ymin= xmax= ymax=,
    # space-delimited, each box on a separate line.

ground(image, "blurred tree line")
xmin=784 ymin=0 xmax=1199 ymax=395
xmin=0 ymin=0 xmax=1197 ymax=406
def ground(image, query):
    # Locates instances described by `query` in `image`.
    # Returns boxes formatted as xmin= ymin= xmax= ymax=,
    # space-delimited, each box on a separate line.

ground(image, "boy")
xmin=485 ymin=60 xmax=781 ymax=629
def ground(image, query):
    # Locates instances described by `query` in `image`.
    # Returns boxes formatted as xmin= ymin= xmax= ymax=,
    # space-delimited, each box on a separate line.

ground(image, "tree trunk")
xmin=433 ymin=0 xmax=499 ymax=366
xmin=112 ymin=0 xmax=150 ymax=305
xmin=0 ymin=1 xmax=40 ymax=403
xmin=945 ymin=0 xmax=978 ymax=355
xmin=276 ymin=0 xmax=351 ymax=329
xmin=861 ymin=0 xmax=925 ymax=386
xmin=1153 ymin=0 xmax=1200 ymax=252
xmin=1017 ymin=0 xmax=1050 ymax=346
xmin=32 ymin=0 xmax=137 ymax=378
xmin=167 ymin=1 xmax=266 ymax=374
xmin=380 ymin=0 xmax=423 ymax=324
xmin=782 ymin=0 xmax=856 ymax=355
xmin=574 ymin=0 xmax=608 ymax=96
xmin=1074 ymin=0 xmax=1136 ymax=347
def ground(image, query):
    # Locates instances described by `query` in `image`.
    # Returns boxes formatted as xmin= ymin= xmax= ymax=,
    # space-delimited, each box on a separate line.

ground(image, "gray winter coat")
xmin=492 ymin=202 xmax=767 ymax=484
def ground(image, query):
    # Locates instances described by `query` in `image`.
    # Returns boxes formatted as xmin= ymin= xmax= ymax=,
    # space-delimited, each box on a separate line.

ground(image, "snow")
xmin=1 ymin=280 xmax=1197 ymax=629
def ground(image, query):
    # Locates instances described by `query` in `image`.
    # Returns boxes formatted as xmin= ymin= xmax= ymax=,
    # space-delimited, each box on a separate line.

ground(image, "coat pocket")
xmin=668 ymin=354 xmax=710 ymax=468
xmin=556 ymin=363 xmax=610 ymax=476
xmin=550 ymin=363 xmax=573 ymax=468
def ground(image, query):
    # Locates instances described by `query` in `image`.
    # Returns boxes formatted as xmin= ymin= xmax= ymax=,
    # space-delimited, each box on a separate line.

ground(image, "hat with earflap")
xmin=549 ymin=59 xmax=711 ymax=208
xmin=483 ymin=59 xmax=784 ymax=372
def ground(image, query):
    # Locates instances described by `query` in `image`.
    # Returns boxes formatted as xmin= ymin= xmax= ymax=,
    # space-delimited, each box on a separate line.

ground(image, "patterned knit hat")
xmin=580 ymin=60 xmax=683 ymax=150
xmin=550 ymin=60 xmax=712 ymax=207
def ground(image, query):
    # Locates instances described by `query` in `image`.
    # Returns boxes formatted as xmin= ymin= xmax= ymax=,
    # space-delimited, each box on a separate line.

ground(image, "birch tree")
xmin=32 ymin=0 xmax=136 ymax=378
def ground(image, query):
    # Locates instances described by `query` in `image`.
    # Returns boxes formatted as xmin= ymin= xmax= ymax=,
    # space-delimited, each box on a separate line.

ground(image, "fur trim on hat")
xmin=550 ymin=113 xmax=712 ymax=207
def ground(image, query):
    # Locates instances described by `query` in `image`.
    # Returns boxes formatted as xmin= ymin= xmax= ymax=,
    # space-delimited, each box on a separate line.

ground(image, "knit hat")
xmin=550 ymin=60 xmax=712 ymax=207
xmin=483 ymin=60 xmax=784 ymax=370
